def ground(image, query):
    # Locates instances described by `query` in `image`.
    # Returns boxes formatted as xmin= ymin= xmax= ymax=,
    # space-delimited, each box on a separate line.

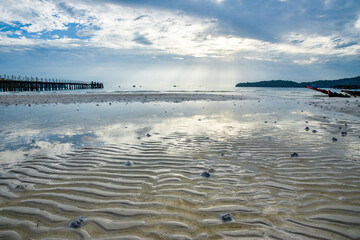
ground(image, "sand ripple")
xmin=1 ymin=130 xmax=360 ymax=240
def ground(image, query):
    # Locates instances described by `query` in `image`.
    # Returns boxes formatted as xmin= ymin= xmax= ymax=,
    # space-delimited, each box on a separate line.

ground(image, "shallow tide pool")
xmin=0 ymin=92 xmax=359 ymax=240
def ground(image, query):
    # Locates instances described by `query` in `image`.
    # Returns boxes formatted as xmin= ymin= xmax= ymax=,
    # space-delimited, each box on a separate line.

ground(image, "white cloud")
xmin=293 ymin=57 xmax=319 ymax=65
xmin=0 ymin=0 xmax=72 ymax=32
xmin=0 ymin=0 xmax=359 ymax=65
xmin=355 ymin=17 xmax=360 ymax=29
xmin=214 ymin=0 xmax=225 ymax=5
xmin=284 ymin=33 xmax=360 ymax=57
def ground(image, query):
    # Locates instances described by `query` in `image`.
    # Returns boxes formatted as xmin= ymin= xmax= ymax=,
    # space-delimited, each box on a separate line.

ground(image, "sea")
xmin=0 ymin=87 xmax=359 ymax=239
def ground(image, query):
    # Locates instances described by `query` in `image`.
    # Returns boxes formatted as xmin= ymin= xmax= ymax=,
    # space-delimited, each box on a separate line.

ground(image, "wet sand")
xmin=0 ymin=92 xmax=247 ymax=106
xmin=0 ymin=92 xmax=359 ymax=240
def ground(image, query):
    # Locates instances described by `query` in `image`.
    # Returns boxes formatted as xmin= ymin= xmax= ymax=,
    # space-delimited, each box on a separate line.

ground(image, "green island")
xmin=235 ymin=76 xmax=360 ymax=89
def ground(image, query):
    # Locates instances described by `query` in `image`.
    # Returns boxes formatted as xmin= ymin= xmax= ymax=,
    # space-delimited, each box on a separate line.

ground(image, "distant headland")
xmin=235 ymin=76 xmax=360 ymax=89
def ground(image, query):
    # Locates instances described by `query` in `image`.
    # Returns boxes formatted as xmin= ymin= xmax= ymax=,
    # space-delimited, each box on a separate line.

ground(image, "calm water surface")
xmin=0 ymin=89 xmax=359 ymax=239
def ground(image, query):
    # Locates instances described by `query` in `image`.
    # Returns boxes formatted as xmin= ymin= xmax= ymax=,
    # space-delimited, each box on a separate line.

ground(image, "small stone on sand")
xmin=201 ymin=171 xmax=211 ymax=178
xmin=67 ymin=216 xmax=87 ymax=228
xmin=219 ymin=213 xmax=233 ymax=223
xmin=14 ymin=184 xmax=26 ymax=190
xmin=124 ymin=160 xmax=133 ymax=166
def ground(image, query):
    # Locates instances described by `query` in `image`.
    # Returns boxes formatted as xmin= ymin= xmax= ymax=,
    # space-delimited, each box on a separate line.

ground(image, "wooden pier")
xmin=0 ymin=75 xmax=103 ymax=92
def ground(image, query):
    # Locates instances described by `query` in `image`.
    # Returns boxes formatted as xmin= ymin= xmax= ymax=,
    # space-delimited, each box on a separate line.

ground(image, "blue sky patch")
xmin=0 ymin=21 xmax=99 ymax=40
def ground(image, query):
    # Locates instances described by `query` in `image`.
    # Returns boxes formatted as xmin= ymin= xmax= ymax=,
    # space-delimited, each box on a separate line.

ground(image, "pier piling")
xmin=0 ymin=75 xmax=104 ymax=92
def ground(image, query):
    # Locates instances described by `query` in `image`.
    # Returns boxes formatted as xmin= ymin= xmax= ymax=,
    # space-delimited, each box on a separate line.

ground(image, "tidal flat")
xmin=0 ymin=90 xmax=359 ymax=240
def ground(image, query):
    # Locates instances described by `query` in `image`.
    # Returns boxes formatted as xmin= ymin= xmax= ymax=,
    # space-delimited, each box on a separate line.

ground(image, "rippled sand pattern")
xmin=1 ymin=127 xmax=360 ymax=240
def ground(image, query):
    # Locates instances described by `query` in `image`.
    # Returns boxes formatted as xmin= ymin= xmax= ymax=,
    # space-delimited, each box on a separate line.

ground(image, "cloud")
xmin=356 ymin=16 xmax=360 ymax=29
xmin=0 ymin=0 xmax=71 ymax=33
xmin=133 ymin=33 xmax=153 ymax=45
xmin=214 ymin=0 xmax=225 ymax=5
xmin=56 ymin=2 xmax=78 ymax=17
xmin=0 ymin=0 xmax=359 ymax=65
xmin=293 ymin=57 xmax=319 ymax=65
xmin=76 ymin=27 xmax=96 ymax=37
xmin=134 ymin=15 xmax=150 ymax=21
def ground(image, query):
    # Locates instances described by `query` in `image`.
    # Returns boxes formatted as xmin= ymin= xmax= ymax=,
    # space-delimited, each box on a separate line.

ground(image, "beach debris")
xmin=201 ymin=171 xmax=211 ymax=178
xmin=305 ymin=127 xmax=310 ymax=131
xmin=67 ymin=216 xmax=87 ymax=229
xmin=291 ymin=153 xmax=299 ymax=157
xmin=341 ymin=132 xmax=347 ymax=137
xmin=208 ymin=168 xmax=215 ymax=173
xmin=14 ymin=184 xmax=26 ymax=190
xmin=218 ymin=213 xmax=233 ymax=223
xmin=312 ymin=130 xmax=317 ymax=133
xmin=124 ymin=160 xmax=133 ymax=167
xmin=146 ymin=133 xmax=151 ymax=137
xmin=264 ymin=121 xmax=267 ymax=123
xmin=332 ymin=137 xmax=338 ymax=142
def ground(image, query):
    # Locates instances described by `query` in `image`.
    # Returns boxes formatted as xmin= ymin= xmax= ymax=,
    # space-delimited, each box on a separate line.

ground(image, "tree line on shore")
xmin=235 ymin=76 xmax=360 ymax=89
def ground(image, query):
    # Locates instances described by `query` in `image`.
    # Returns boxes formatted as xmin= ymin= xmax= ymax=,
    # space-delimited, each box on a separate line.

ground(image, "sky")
xmin=0 ymin=0 xmax=359 ymax=90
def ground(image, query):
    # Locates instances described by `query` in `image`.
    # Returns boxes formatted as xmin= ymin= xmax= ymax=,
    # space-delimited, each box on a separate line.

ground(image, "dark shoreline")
xmin=235 ymin=76 xmax=360 ymax=89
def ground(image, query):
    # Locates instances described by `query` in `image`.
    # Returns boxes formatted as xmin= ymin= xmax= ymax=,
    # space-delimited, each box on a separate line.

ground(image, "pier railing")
xmin=0 ymin=74 xmax=104 ymax=92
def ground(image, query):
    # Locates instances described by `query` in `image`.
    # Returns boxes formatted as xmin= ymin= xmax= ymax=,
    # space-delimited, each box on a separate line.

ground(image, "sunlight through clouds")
xmin=0 ymin=0 xmax=359 ymax=65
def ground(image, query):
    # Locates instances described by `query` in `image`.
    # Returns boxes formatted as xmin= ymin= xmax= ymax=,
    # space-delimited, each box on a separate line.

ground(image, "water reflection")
xmin=0 ymin=99 xmax=305 ymax=162
xmin=0 ymin=93 xmax=359 ymax=239
xmin=1 ymin=97 xmax=359 ymax=162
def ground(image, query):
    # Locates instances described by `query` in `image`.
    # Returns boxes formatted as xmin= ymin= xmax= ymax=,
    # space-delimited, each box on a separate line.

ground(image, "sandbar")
xmin=0 ymin=92 xmax=248 ymax=106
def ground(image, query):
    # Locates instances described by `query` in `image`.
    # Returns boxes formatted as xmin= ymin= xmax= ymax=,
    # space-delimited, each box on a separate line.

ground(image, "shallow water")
xmin=0 ymin=90 xmax=359 ymax=239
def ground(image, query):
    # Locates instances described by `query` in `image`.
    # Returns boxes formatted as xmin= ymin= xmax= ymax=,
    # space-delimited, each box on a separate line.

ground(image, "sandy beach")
xmin=0 ymin=90 xmax=359 ymax=240
xmin=2 ymin=0 xmax=360 ymax=238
